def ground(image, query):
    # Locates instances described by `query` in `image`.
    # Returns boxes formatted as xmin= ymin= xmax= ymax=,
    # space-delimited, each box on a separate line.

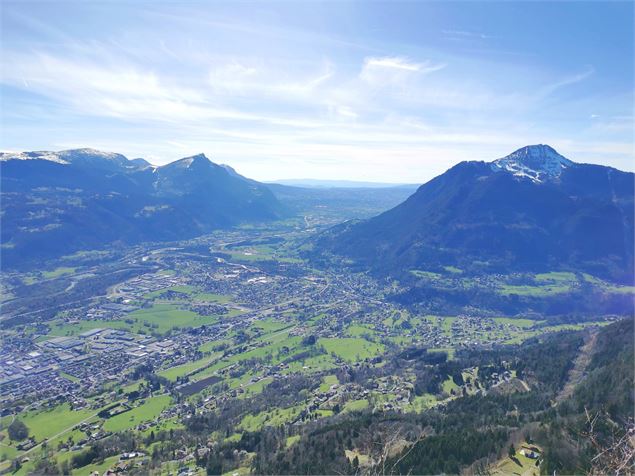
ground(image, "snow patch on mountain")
xmin=491 ymin=144 xmax=575 ymax=183
xmin=0 ymin=151 xmax=71 ymax=164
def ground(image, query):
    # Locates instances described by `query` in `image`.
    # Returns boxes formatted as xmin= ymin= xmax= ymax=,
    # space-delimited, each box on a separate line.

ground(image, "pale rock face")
xmin=491 ymin=144 xmax=575 ymax=183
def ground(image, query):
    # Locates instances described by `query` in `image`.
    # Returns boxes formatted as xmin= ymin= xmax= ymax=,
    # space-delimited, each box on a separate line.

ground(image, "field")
xmin=42 ymin=267 xmax=77 ymax=279
xmin=320 ymin=337 xmax=384 ymax=362
xmin=319 ymin=374 xmax=339 ymax=392
xmin=343 ymin=399 xmax=369 ymax=413
xmin=158 ymin=352 xmax=223 ymax=381
xmin=2 ymin=403 xmax=96 ymax=444
xmin=102 ymin=395 xmax=172 ymax=432
xmin=491 ymin=444 xmax=542 ymax=476
xmin=239 ymin=404 xmax=304 ymax=432
xmin=49 ymin=303 xmax=238 ymax=336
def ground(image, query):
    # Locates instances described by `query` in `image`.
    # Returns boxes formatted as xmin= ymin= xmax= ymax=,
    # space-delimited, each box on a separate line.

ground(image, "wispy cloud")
xmin=539 ymin=66 xmax=595 ymax=97
xmin=442 ymin=29 xmax=494 ymax=40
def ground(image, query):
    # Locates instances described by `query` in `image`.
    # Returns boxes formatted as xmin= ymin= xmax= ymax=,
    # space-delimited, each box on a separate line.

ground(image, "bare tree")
xmin=365 ymin=426 xmax=424 ymax=476
xmin=583 ymin=408 xmax=635 ymax=475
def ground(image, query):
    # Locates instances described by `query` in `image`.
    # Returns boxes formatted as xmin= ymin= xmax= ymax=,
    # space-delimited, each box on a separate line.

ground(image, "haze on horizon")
xmin=1 ymin=1 xmax=633 ymax=183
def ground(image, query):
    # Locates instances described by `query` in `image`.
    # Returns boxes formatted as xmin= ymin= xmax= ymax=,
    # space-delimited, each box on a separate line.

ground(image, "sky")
xmin=1 ymin=1 xmax=633 ymax=183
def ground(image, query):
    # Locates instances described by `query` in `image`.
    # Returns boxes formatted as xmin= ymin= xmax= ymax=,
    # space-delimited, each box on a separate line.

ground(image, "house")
xmin=520 ymin=448 xmax=539 ymax=459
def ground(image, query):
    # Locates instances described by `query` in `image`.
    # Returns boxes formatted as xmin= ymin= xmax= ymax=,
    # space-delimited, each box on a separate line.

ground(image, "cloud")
xmin=539 ymin=66 xmax=595 ymax=97
xmin=364 ymin=56 xmax=423 ymax=71
xmin=442 ymin=29 xmax=494 ymax=40
xmin=357 ymin=56 xmax=447 ymax=99
xmin=360 ymin=56 xmax=446 ymax=80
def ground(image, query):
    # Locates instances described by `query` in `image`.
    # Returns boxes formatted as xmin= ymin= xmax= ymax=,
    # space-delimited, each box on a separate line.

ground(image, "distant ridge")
xmin=269 ymin=179 xmax=418 ymax=189
xmin=0 ymin=149 xmax=287 ymax=268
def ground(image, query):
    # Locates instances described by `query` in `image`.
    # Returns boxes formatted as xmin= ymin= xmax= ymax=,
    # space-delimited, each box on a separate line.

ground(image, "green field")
xmin=492 ymin=317 xmax=538 ymax=328
xmin=320 ymin=337 xmax=384 ymax=362
xmin=50 ymin=303 xmax=235 ymax=336
xmin=410 ymin=270 xmax=442 ymax=280
xmin=102 ymin=395 xmax=171 ymax=432
xmin=199 ymin=339 xmax=232 ymax=353
xmin=406 ymin=394 xmax=437 ymax=413
xmin=8 ymin=403 xmax=96 ymax=443
xmin=242 ymin=377 xmax=273 ymax=396
xmin=158 ymin=352 xmax=222 ymax=381
xmin=319 ymin=375 xmax=339 ymax=392
xmin=251 ymin=319 xmax=290 ymax=332
xmin=43 ymin=266 xmax=77 ymax=279
xmin=342 ymin=399 xmax=369 ymax=413
xmin=443 ymin=266 xmax=463 ymax=274
xmin=73 ymin=455 xmax=120 ymax=476
xmin=239 ymin=404 xmax=304 ymax=432
xmin=346 ymin=323 xmax=376 ymax=337
xmin=285 ymin=435 xmax=301 ymax=448
xmin=499 ymin=283 xmax=571 ymax=296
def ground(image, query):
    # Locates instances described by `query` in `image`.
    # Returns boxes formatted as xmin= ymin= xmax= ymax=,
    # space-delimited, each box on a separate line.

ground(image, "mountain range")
xmin=269 ymin=179 xmax=417 ymax=189
xmin=312 ymin=145 xmax=634 ymax=282
xmin=0 ymin=149 xmax=286 ymax=268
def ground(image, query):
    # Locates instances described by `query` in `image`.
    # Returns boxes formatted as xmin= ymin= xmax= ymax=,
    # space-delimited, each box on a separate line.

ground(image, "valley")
xmin=0 ymin=213 xmax=630 ymax=475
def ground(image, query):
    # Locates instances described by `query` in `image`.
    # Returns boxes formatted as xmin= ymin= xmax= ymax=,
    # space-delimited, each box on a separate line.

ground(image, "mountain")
xmin=269 ymin=179 xmax=417 ymax=189
xmin=312 ymin=145 xmax=634 ymax=281
xmin=0 ymin=149 xmax=286 ymax=268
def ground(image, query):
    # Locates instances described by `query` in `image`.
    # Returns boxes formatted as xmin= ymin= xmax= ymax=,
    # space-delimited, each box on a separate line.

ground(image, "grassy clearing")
xmin=73 ymin=455 xmax=119 ymax=476
xmin=285 ymin=435 xmax=301 ymax=448
xmin=491 ymin=444 xmax=542 ymax=476
xmin=239 ymin=404 xmax=303 ymax=432
xmin=199 ymin=339 xmax=232 ymax=353
xmin=284 ymin=353 xmax=337 ymax=374
xmin=406 ymin=394 xmax=437 ymax=413
xmin=252 ymin=319 xmax=290 ymax=332
xmin=320 ymin=337 xmax=384 ymax=362
xmin=242 ymin=377 xmax=273 ymax=397
xmin=319 ymin=375 xmax=339 ymax=392
xmin=499 ymin=283 xmax=571 ymax=296
xmin=158 ymin=352 xmax=222 ymax=381
xmin=347 ymin=323 xmax=376 ymax=337
xmin=16 ymin=403 xmax=96 ymax=443
xmin=50 ymin=304 xmax=233 ymax=336
xmin=43 ymin=267 xmax=77 ymax=279
xmin=410 ymin=270 xmax=442 ymax=280
xmin=443 ymin=266 xmax=463 ymax=274
xmin=492 ymin=317 xmax=537 ymax=328
xmin=343 ymin=399 xmax=369 ymax=413
xmin=535 ymin=271 xmax=577 ymax=282
xmin=103 ymin=395 xmax=171 ymax=432
xmin=442 ymin=376 xmax=459 ymax=395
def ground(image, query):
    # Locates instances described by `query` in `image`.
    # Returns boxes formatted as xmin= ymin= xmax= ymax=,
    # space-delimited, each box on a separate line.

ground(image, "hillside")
xmin=313 ymin=145 xmax=634 ymax=282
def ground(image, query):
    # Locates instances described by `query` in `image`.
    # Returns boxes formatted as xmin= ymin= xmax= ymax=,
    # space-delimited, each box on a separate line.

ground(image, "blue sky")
xmin=1 ymin=1 xmax=633 ymax=182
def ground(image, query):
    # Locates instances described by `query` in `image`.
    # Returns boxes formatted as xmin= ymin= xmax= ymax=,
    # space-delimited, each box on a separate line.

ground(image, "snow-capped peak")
xmin=0 ymin=148 xmax=130 ymax=166
xmin=491 ymin=144 xmax=574 ymax=183
xmin=0 ymin=150 xmax=71 ymax=164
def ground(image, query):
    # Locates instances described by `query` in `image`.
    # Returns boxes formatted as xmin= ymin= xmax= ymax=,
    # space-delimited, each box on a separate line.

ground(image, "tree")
xmin=8 ymin=420 xmax=29 ymax=441
xmin=508 ymin=444 xmax=516 ymax=458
